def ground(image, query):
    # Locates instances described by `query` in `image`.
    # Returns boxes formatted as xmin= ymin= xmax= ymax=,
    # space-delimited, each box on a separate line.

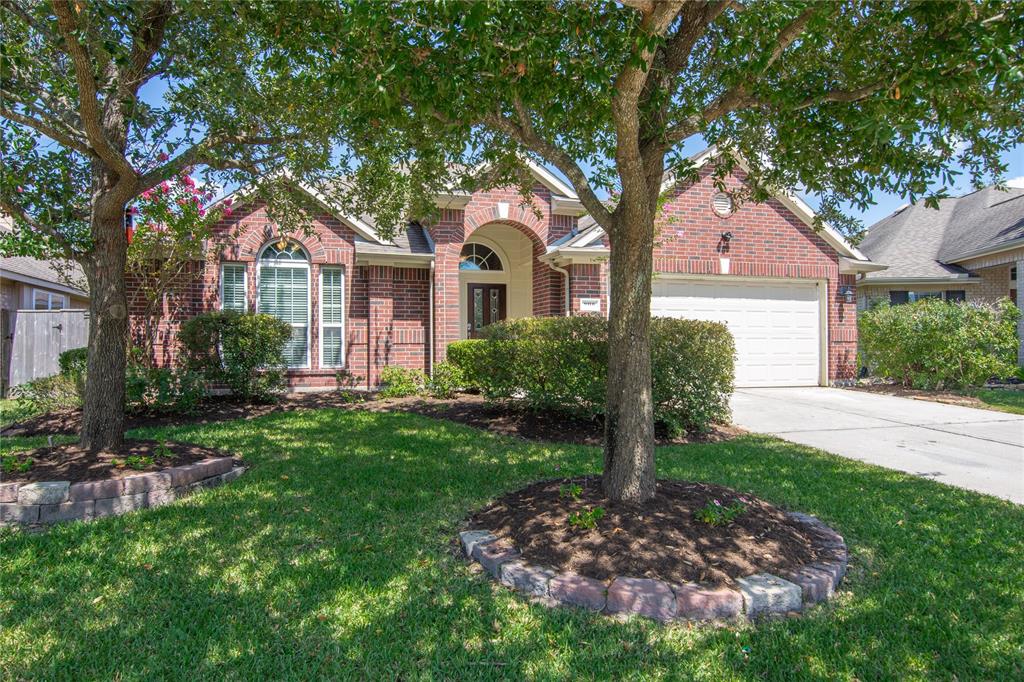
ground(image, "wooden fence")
xmin=2 ymin=309 xmax=89 ymax=396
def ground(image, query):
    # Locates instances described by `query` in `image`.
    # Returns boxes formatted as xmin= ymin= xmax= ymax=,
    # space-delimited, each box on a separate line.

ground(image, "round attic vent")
xmin=712 ymin=192 xmax=735 ymax=216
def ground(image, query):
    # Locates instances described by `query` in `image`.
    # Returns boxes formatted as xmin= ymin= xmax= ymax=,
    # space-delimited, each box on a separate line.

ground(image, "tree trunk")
xmin=80 ymin=207 xmax=129 ymax=451
xmin=602 ymin=200 xmax=657 ymax=503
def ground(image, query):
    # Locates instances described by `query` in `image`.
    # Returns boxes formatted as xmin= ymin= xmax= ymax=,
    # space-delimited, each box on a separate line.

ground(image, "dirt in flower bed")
xmin=3 ymin=392 xmax=741 ymax=446
xmin=469 ymin=476 xmax=832 ymax=586
xmin=0 ymin=439 xmax=229 ymax=485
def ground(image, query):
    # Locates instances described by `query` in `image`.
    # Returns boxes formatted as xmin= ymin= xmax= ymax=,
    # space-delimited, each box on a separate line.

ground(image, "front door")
xmin=467 ymin=283 xmax=507 ymax=338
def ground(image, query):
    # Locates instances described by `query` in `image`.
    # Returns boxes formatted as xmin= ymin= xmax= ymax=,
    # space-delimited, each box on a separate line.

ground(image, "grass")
xmin=971 ymin=388 xmax=1024 ymax=415
xmin=1 ymin=409 xmax=1022 ymax=680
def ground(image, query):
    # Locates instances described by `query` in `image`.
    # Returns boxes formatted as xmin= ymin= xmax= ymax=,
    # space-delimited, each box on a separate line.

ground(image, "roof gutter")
xmin=858 ymin=276 xmax=981 ymax=286
xmin=943 ymin=236 xmax=1024 ymax=264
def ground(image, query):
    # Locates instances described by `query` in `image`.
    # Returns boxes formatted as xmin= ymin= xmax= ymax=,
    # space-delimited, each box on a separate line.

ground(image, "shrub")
xmin=451 ymin=316 xmax=735 ymax=436
xmin=427 ymin=361 xmax=465 ymax=399
xmin=650 ymin=317 xmax=735 ymax=437
xmin=58 ymin=346 xmax=89 ymax=396
xmin=179 ymin=311 xmax=293 ymax=401
xmin=58 ymin=347 xmax=88 ymax=376
xmin=859 ymin=298 xmax=1020 ymax=389
xmin=125 ymin=364 xmax=205 ymax=415
xmin=378 ymin=366 xmax=427 ymax=398
xmin=9 ymin=374 xmax=81 ymax=412
xmin=446 ymin=340 xmax=488 ymax=391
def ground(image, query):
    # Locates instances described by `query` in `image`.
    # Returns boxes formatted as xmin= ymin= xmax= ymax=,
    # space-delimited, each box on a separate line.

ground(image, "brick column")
xmin=368 ymin=265 xmax=393 ymax=386
xmin=428 ymin=209 xmax=466 ymax=362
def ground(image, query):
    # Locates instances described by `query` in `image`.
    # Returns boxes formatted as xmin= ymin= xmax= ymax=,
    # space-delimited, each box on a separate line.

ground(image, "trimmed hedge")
xmin=448 ymin=316 xmax=735 ymax=436
xmin=179 ymin=311 xmax=293 ymax=401
xmin=859 ymin=297 xmax=1020 ymax=389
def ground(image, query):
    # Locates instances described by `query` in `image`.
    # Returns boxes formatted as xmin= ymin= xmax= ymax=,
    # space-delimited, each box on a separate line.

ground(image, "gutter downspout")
xmin=428 ymin=260 xmax=435 ymax=377
xmin=546 ymin=258 xmax=571 ymax=316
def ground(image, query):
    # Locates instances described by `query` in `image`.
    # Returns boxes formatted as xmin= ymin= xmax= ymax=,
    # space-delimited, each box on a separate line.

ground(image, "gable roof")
xmin=554 ymin=147 xmax=876 ymax=269
xmin=0 ymin=255 xmax=88 ymax=296
xmin=860 ymin=182 xmax=1024 ymax=281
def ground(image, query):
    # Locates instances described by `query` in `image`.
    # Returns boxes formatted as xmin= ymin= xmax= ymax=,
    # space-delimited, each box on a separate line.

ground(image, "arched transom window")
xmin=257 ymin=239 xmax=309 ymax=367
xmin=459 ymin=243 xmax=503 ymax=271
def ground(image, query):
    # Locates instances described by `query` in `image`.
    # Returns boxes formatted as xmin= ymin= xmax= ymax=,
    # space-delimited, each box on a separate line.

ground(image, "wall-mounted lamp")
xmin=720 ymin=231 xmax=733 ymax=243
xmin=838 ymin=285 xmax=855 ymax=304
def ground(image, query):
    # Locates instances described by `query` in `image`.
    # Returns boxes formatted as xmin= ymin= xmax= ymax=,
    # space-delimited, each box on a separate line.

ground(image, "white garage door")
xmin=651 ymin=278 xmax=822 ymax=387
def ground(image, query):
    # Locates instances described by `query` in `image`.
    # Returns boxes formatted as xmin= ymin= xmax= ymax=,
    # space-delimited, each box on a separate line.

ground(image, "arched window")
xmin=459 ymin=243 xmax=503 ymax=271
xmin=257 ymin=239 xmax=310 ymax=367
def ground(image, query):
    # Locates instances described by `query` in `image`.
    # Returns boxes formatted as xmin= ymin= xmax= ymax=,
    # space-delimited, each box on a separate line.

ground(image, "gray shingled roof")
xmin=0 ymin=255 xmax=88 ymax=294
xmin=860 ymin=183 xmax=1024 ymax=281
xmin=354 ymin=222 xmax=432 ymax=257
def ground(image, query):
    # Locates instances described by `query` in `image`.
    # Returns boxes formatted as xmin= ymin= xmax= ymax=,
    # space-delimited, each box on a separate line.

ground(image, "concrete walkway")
xmin=731 ymin=387 xmax=1024 ymax=504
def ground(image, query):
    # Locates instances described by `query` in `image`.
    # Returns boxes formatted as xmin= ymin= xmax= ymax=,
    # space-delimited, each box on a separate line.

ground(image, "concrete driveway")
xmin=731 ymin=387 xmax=1024 ymax=504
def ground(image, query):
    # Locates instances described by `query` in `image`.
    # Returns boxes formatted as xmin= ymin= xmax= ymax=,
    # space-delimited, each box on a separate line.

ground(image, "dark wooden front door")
xmin=467 ymin=284 xmax=507 ymax=338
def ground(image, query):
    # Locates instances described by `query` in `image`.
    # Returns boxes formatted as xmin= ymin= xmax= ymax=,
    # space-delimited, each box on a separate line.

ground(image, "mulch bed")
xmin=848 ymin=383 xmax=990 ymax=408
xmin=2 ymin=392 xmax=741 ymax=446
xmin=371 ymin=394 xmax=741 ymax=445
xmin=469 ymin=476 xmax=831 ymax=586
xmin=1 ymin=439 xmax=228 ymax=485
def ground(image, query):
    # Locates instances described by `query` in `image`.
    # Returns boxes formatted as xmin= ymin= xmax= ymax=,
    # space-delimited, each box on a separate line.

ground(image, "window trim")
xmin=459 ymin=242 xmax=504 ymax=271
xmin=32 ymin=289 xmax=67 ymax=310
xmin=318 ymin=266 xmax=346 ymax=369
xmin=256 ymin=241 xmax=311 ymax=369
xmin=219 ymin=263 xmax=248 ymax=312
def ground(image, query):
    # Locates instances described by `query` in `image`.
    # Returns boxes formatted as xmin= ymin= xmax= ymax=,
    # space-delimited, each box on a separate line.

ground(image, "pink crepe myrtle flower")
xmin=157 ymin=152 xmax=169 ymax=162
xmin=223 ymin=207 xmax=233 ymax=217
xmin=224 ymin=197 xmax=233 ymax=207
xmin=16 ymin=186 xmax=23 ymax=193
xmin=181 ymin=175 xmax=196 ymax=188
xmin=140 ymin=189 xmax=152 ymax=200
xmin=159 ymin=182 xmax=170 ymax=194
xmin=198 ymin=208 xmax=206 ymax=217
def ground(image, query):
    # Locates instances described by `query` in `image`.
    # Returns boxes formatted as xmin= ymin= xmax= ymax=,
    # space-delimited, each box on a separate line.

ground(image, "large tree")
xmin=0 ymin=0 xmax=349 ymax=449
xmin=284 ymin=0 xmax=1023 ymax=502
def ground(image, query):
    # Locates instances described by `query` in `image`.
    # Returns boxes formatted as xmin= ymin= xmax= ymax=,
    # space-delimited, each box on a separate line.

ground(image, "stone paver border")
xmin=459 ymin=511 xmax=847 ymax=624
xmin=0 ymin=457 xmax=244 ymax=527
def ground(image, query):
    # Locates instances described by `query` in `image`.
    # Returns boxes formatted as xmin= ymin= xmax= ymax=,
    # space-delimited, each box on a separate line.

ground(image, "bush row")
xmin=859 ymin=298 xmax=1020 ymax=389
xmin=448 ymin=316 xmax=735 ymax=436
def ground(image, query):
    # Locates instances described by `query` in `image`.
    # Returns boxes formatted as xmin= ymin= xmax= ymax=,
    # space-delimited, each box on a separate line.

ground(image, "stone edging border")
xmin=460 ymin=511 xmax=848 ymax=623
xmin=0 ymin=457 xmax=244 ymax=527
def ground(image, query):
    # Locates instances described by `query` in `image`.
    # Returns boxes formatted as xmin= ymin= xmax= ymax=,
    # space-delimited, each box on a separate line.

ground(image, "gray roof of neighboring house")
xmin=860 ymin=183 xmax=1024 ymax=281
xmin=354 ymin=222 xmax=433 ymax=257
xmin=0 ymin=255 xmax=88 ymax=295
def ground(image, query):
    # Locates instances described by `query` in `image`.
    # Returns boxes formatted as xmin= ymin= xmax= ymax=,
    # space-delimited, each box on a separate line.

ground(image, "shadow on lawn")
xmin=1 ymin=409 xmax=1022 ymax=680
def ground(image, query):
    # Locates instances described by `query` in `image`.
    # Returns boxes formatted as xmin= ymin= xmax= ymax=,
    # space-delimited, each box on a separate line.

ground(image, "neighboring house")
xmin=129 ymin=149 xmax=881 ymax=390
xmin=0 ymin=254 xmax=90 ymax=394
xmin=0 ymin=255 xmax=89 ymax=313
xmin=858 ymin=179 xmax=1024 ymax=363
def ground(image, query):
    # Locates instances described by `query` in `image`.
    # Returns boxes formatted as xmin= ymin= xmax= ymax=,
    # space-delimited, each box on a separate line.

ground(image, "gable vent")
xmin=712 ymin=192 xmax=734 ymax=216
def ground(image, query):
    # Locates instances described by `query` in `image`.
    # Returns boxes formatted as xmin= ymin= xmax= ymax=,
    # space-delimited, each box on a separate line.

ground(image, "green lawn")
xmin=1 ymin=409 xmax=1022 ymax=680
xmin=972 ymin=388 xmax=1024 ymax=415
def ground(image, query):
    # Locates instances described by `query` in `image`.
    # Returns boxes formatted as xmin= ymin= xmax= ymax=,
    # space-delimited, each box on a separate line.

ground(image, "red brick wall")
xmin=569 ymin=263 xmax=608 ymax=315
xmin=649 ymin=165 xmax=857 ymax=382
xmin=128 ymin=201 xmax=430 ymax=390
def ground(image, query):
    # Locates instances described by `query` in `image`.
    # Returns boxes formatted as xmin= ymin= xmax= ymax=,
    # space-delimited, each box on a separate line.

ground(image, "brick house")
xmin=129 ymin=149 xmax=881 ymax=390
xmin=858 ymin=179 xmax=1024 ymax=363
